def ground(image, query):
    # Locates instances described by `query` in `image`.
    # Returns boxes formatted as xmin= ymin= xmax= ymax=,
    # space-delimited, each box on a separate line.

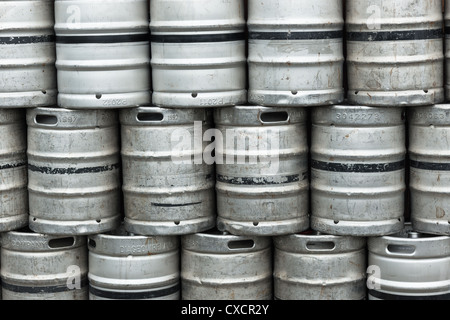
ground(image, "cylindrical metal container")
xmin=0 ymin=109 xmax=28 ymax=232
xmin=346 ymin=0 xmax=444 ymax=107
xmin=311 ymin=105 xmax=406 ymax=236
xmin=88 ymin=227 xmax=180 ymax=300
xmin=368 ymin=224 xmax=450 ymax=300
xmin=181 ymin=230 xmax=272 ymax=300
xmin=274 ymin=231 xmax=367 ymax=300
xmin=0 ymin=0 xmax=57 ymax=108
xmin=1 ymin=229 xmax=88 ymax=300
xmin=54 ymin=0 xmax=151 ymax=109
xmin=120 ymin=107 xmax=216 ymax=236
xmin=408 ymin=105 xmax=450 ymax=235
xmin=247 ymin=0 xmax=344 ymax=107
xmin=215 ymin=106 xmax=310 ymax=236
xmin=27 ymin=107 xmax=122 ymax=235
xmin=150 ymin=0 xmax=247 ymax=108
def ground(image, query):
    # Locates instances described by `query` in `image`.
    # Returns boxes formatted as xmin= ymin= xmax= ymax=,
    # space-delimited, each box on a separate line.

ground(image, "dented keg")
xmin=409 ymin=105 xmax=450 ymax=235
xmin=54 ymin=0 xmax=151 ymax=109
xmin=88 ymin=227 xmax=180 ymax=300
xmin=368 ymin=224 xmax=450 ymax=300
xmin=181 ymin=231 xmax=273 ymax=300
xmin=150 ymin=0 xmax=247 ymax=108
xmin=0 ymin=229 xmax=88 ymax=300
xmin=215 ymin=106 xmax=309 ymax=236
xmin=346 ymin=0 xmax=444 ymax=106
xmin=311 ymin=105 xmax=406 ymax=236
xmin=0 ymin=0 xmax=57 ymax=108
xmin=120 ymin=107 xmax=216 ymax=236
xmin=247 ymin=0 xmax=345 ymax=107
xmin=274 ymin=231 xmax=367 ymax=300
xmin=27 ymin=107 xmax=122 ymax=235
xmin=0 ymin=109 xmax=28 ymax=232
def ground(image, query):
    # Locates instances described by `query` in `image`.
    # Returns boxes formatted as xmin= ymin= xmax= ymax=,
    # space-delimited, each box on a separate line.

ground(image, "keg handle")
xmin=305 ymin=241 xmax=336 ymax=252
xmin=35 ymin=114 xmax=58 ymax=126
xmin=227 ymin=239 xmax=255 ymax=251
xmin=48 ymin=237 xmax=76 ymax=249
xmin=259 ymin=111 xmax=290 ymax=124
xmin=136 ymin=112 xmax=164 ymax=122
xmin=386 ymin=244 xmax=416 ymax=256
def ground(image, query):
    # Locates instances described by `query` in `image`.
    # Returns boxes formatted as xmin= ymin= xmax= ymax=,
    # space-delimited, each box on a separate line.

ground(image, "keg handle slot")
xmin=35 ymin=114 xmax=58 ymax=126
xmin=306 ymin=241 xmax=336 ymax=251
xmin=227 ymin=240 xmax=255 ymax=250
xmin=386 ymin=244 xmax=416 ymax=255
xmin=137 ymin=112 xmax=164 ymax=122
xmin=88 ymin=239 xmax=96 ymax=248
xmin=48 ymin=237 xmax=75 ymax=249
xmin=259 ymin=112 xmax=290 ymax=124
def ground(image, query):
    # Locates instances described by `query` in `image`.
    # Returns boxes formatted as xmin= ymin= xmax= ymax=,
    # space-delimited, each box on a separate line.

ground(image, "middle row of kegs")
xmin=2 ymin=223 xmax=450 ymax=300
xmin=3 ymin=0 xmax=450 ymax=110
xmin=4 ymin=104 xmax=450 ymax=238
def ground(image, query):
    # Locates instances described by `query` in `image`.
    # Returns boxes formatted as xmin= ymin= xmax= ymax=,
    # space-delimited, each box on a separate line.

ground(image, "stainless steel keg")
xmin=181 ymin=230 xmax=273 ymax=300
xmin=346 ymin=0 xmax=444 ymax=106
xmin=0 ymin=0 xmax=57 ymax=108
xmin=120 ymin=107 xmax=216 ymax=236
xmin=88 ymin=227 xmax=180 ymax=300
xmin=27 ymin=107 xmax=122 ymax=235
xmin=54 ymin=0 xmax=151 ymax=109
xmin=150 ymin=0 xmax=247 ymax=108
xmin=0 ymin=109 xmax=28 ymax=232
xmin=311 ymin=105 xmax=406 ymax=236
xmin=215 ymin=106 xmax=310 ymax=236
xmin=247 ymin=0 xmax=345 ymax=107
xmin=1 ymin=229 xmax=88 ymax=300
xmin=274 ymin=231 xmax=367 ymax=300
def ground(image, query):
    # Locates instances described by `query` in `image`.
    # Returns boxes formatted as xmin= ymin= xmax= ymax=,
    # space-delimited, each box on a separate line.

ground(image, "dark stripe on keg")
xmin=89 ymin=283 xmax=180 ymax=300
xmin=0 ymin=161 xmax=27 ymax=170
xmin=0 ymin=35 xmax=55 ymax=45
xmin=311 ymin=160 xmax=405 ymax=173
xmin=347 ymin=29 xmax=443 ymax=41
xmin=248 ymin=30 xmax=344 ymax=41
xmin=55 ymin=33 xmax=149 ymax=44
xmin=151 ymin=202 xmax=202 ymax=208
xmin=2 ymin=278 xmax=88 ymax=294
xmin=150 ymin=32 xmax=246 ymax=43
xmin=369 ymin=290 xmax=450 ymax=300
xmin=410 ymin=160 xmax=450 ymax=171
xmin=28 ymin=163 xmax=121 ymax=175
xmin=217 ymin=173 xmax=306 ymax=185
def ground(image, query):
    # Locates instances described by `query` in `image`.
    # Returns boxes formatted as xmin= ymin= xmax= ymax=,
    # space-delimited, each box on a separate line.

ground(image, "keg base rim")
xmin=0 ymin=89 xmax=57 ymax=108
xmin=248 ymin=89 xmax=344 ymax=107
xmin=217 ymin=217 xmax=310 ymax=236
xmin=411 ymin=219 xmax=450 ymax=236
xmin=0 ymin=215 xmax=29 ymax=233
xmin=57 ymin=91 xmax=151 ymax=109
xmin=124 ymin=217 xmax=216 ymax=236
xmin=152 ymin=90 xmax=247 ymax=108
xmin=347 ymin=88 xmax=445 ymax=107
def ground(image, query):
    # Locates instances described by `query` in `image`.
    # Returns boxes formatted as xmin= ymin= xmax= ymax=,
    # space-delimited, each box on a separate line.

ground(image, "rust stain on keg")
xmin=436 ymin=207 xmax=446 ymax=219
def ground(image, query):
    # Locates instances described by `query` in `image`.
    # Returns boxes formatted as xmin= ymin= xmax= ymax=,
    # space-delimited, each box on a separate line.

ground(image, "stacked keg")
xmin=2 ymin=0 xmax=450 ymax=302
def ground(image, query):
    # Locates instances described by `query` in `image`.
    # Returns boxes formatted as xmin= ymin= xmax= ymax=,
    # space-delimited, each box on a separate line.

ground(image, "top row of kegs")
xmin=1 ymin=0 xmax=448 ymax=109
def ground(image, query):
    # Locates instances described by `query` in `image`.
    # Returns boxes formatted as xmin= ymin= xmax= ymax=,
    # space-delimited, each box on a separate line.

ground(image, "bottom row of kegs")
xmin=0 ymin=223 xmax=449 ymax=300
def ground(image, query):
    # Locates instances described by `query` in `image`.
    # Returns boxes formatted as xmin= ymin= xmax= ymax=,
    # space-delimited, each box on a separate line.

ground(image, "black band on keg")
xmin=347 ymin=29 xmax=443 ymax=41
xmin=311 ymin=160 xmax=405 ymax=173
xmin=56 ymin=33 xmax=149 ymax=44
xmin=217 ymin=172 xmax=307 ymax=185
xmin=151 ymin=201 xmax=203 ymax=208
xmin=410 ymin=160 xmax=450 ymax=171
xmin=89 ymin=283 xmax=180 ymax=300
xmin=28 ymin=163 xmax=121 ymax=175
xmin=2 ymin=278 xmax=88 ymax=294
xmin=0 ymin=161 xmax=27 ymax=170
xmin=248 ymin=30 xmax=343 ymax=40
xmin=150 ymin=32 xmax=246 ymax=43
xmin=0 ymin=35 xmax=55 ymax=45
xmin=369 ymin=290 xmax=450 ymax=300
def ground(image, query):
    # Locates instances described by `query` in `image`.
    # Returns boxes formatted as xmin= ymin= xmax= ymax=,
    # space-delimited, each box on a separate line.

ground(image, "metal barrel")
xmin=181 ymin=230 xmax=273 ymax=300
xmin=346 ymin=0 xmax=445 ymax=107
xmin=54 ymin=0 xmax=151 ymax=109
xmin=120 ymin=107 xmax=216 ymax=236
xmin=274 ymin=231 xmax=367 ymax=300
xmin=27 ymin=107 xmax=122 ymax=235
xmin=445 ymin=0 xmax=450 ymax=102
xmin=311 ymin=105 xmax=406 ymax=236
xmin=0 ymin=0 xmax=57 ymax=108
xmin=408 ymin=105 xmax=450 ymax=235
xmin=0 ymin=109 xmax=28 ymax=232
xmin=0 ymin=229 xmax=88 ymax=300
xmin=214 ymin=106 xmax=310 ymax=236
xmin=368 ymin=223 xmax=450 ymax=300
xmin=150 ymin=0 xmax=247 ymax=108
xmin=88 ymin=226 xmax=180 ymax=300
xmin=247 ymin=0 xmax=345 ymax=107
